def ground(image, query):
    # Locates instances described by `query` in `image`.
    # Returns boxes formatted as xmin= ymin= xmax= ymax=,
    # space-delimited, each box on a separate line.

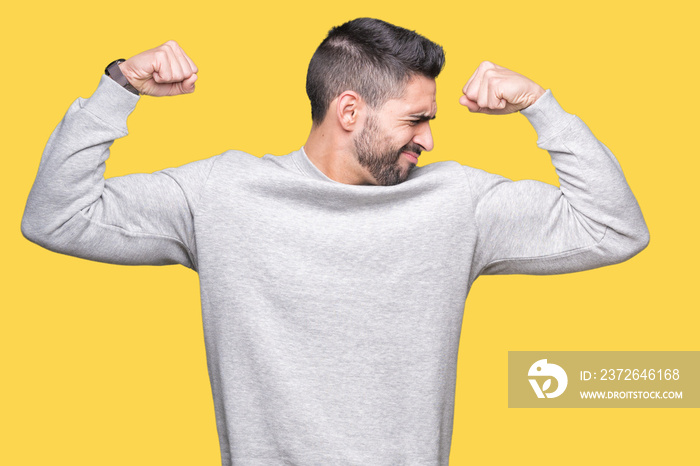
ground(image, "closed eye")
xmin=407 ymin=114 xmax=436 ymax=125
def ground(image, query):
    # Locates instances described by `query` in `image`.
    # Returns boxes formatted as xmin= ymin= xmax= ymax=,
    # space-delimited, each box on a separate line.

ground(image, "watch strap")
xmin=105 ymin=59 xmax=140 ymax=96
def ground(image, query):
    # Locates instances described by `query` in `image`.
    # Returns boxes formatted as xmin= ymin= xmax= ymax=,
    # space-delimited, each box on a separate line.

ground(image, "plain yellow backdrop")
xmin=2 ymin=0 xmax=697 ymax=464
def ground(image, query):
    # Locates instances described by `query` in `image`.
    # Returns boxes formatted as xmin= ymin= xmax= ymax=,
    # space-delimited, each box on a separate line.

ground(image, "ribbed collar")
xmin=289 ymin=146 xmax=340 ymax=183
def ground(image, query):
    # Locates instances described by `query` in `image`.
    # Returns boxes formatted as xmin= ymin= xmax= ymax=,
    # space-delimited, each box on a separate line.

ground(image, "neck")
xmin=304 ymin=125 xmax=372 ymax=185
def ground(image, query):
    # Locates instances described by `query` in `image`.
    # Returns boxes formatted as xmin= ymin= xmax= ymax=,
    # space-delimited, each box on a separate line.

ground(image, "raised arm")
xmin=459 ymin=61 xmax=649 ymax=278
xmin=21 ymin=41 xmax=213 ymax=270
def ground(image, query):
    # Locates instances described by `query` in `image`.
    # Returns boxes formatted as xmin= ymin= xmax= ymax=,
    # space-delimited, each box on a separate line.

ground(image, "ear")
xmin=335 ymin=91 xmax=361 ymax=132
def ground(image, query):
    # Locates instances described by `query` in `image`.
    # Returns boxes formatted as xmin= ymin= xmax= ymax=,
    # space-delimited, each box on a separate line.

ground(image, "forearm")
xmin=470 ymin=90 xmax=649 ymax=276
xmin=23 ymin=75 xmax=138 ymax=244
xmin=522 ymin=90 xmax=649 ymax=253
xmin=22 ymin=76 xmax=200 ymax=268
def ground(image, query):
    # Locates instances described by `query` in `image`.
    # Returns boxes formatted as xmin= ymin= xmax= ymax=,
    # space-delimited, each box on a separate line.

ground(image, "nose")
xmin=413 ymin=122 xmax=434 ymax=152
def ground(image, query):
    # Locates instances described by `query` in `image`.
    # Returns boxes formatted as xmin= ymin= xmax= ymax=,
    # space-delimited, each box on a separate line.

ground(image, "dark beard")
xmin=353 ymin=114 xmax=419 ymax=186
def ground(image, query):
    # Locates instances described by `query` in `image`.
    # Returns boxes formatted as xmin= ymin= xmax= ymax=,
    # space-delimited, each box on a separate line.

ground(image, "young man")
xmin=22 ymin=17 xmax=648 ymax=466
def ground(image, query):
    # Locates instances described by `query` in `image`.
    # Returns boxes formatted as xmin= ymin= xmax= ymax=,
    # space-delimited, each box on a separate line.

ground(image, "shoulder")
xmin=412 ymin=161 xmax=513 ymax=201
xmin=410 ymin=160 xmax=464 ymax=180
xmin=208 ymin=150 xmax=279 ymax=177
xmin=411 ymin=160 xmax=497 ymax=187
xmin=216 ymin=149 xmax=264 ymax=166
xmin=205 ymin=149 xmax=304 ymax=190
xmin=161 ymin=150 xmax=262 ymax=177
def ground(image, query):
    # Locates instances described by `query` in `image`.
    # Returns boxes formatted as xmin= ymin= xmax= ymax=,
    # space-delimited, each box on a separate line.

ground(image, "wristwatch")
xmin=105 ymin=59 xmax=140 ymax=95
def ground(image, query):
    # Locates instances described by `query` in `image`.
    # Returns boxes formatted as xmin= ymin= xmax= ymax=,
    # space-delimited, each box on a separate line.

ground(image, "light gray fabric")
xmin=22 ymin=75 xmax=648 ymax=465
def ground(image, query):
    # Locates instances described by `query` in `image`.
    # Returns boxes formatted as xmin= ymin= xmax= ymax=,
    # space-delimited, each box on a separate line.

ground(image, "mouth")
xmin=401 ymin=151 xmax=419 ymax=164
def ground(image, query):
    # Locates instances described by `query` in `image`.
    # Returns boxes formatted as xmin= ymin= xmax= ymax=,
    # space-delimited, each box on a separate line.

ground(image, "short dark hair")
xmin=306 ymin=18 xmax=445 ymax=125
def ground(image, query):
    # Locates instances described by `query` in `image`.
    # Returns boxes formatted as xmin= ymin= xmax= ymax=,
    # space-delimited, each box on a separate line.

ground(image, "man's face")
xmin=353 ymin=75 xmax=437 ymax=186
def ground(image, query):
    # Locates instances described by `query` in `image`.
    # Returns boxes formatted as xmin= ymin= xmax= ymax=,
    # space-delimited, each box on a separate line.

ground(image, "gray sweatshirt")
xmin=22 ymin=75 xmax=649 ymax=465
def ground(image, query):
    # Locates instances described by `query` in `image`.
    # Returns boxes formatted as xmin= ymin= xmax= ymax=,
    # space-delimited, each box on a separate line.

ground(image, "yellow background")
xmin=2 ymin=0 xmax=697 ymax=464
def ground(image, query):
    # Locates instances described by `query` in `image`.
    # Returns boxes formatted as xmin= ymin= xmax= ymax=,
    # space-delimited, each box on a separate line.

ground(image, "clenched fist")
xmin=119 ymin=40 xmax=199 ymax=97
xmin=459 ymin=61 xmax=545 ymax=114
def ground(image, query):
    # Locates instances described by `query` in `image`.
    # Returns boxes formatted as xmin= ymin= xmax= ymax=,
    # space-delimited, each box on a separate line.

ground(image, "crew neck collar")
xmin=291 ymin=147 xmax=341 ymax=184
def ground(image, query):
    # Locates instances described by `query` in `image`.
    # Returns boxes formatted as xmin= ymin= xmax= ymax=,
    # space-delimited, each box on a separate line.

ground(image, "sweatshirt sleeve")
xmin=464 ymin=89 xmax=649 ymax=278
xmin=21 ymin=75 xmax=216 ymax=271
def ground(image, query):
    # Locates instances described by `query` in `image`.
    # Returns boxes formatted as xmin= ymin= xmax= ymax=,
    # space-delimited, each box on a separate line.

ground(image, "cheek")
xmin=400 ymin=133 xmax=416 ymax=150
xmin=378 ymin=133 xmax=401 ymax=151
xmin=391 ymin=129 xmax=414 ymax=148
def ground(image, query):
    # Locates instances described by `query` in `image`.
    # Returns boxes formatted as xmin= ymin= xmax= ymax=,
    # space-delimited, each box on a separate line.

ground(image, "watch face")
xmin=105 ymin=59 xmax=126 ymax=75
xmin=105 ymin=60 xmax=139 ymax=95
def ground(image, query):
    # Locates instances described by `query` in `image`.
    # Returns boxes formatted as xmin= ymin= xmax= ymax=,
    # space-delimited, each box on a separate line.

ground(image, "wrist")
xmin=519 ymin=85 xmax=546 ymax=111
xmin=105 ymin=59 xmax=140 ymax=96
xmin=533 ymin=85 xmax=546 ymax=101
